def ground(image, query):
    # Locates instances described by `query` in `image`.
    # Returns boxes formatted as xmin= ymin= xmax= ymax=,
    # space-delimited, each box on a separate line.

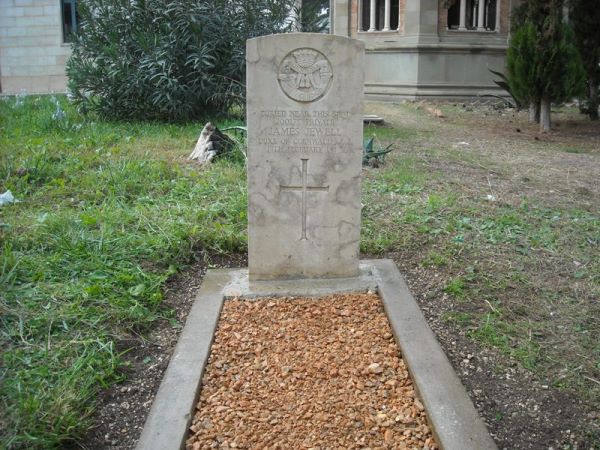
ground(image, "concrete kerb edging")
xmin=134 ymin=270 xmax=230 ymax=450
xmin=371 ymin=259 xmax=498 ymax=450
xmin=135 ymin=259 xmax=497 ymax=450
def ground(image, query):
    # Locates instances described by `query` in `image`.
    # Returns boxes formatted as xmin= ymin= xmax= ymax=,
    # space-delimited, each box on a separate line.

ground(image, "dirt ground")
xmin=79 ymin=103 xmax=599 ymax=450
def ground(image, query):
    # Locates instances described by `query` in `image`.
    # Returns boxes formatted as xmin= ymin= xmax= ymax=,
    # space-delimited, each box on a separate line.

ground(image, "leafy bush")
xmin=67 ymin=0 xmax=294 ymax=121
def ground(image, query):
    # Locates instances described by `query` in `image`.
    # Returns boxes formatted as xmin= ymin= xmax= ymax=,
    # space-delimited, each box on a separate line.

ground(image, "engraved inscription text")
xmin=257 ymin=110 xmax=352 ymax=153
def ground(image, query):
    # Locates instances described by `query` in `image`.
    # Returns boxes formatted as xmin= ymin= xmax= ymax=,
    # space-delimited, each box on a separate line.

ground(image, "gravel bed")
xmin=186 ymin=293 xmax=438 ymax=449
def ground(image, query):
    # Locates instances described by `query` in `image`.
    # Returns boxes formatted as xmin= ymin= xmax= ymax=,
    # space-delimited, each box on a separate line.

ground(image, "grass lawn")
xmin=1 ymin=95 xmax=599 ymax=449
xmin=0 ymin=95 xmax=246 ymax=448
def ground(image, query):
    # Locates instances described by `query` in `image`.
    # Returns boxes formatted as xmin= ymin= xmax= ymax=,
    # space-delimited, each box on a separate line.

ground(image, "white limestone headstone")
xmin=246 ymin=33 xmax=365 ymax=281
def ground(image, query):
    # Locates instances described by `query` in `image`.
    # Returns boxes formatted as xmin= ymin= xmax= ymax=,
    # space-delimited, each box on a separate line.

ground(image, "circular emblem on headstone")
xmin=277 ymin=48 xmax=333 ymax=103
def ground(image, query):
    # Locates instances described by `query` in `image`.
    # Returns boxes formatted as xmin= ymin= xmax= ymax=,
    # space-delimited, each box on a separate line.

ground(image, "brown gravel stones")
xmin=186 ymin=293 xmax=438 ymax=449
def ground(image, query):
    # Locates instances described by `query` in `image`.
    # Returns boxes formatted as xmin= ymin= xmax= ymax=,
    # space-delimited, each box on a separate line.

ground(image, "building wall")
xmin=363 ymin=47 xmax=508 ymax=101
xmin=334 ymin=0 xmax=513 ymax=100
xmin=0 ymin=0 xmax=71 ymax=94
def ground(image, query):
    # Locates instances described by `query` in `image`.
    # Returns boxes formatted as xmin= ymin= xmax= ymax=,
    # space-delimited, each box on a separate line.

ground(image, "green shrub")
xmin=296 ymin=0 xmax=330 ymax=32
xmin=570 ymin=0 xmax=600 ymax=120
xmin=506 ymin=1 xmax=586 ymax=131
xmin=67 ymin=0 xmax=294 ymax=121
xmin=508 ymin=21 xmax=584 ymax=104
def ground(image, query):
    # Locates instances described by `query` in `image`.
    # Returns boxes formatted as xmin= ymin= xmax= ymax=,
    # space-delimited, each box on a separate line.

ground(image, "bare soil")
xmin=391 ymin=254 xmax=597 ymax=450
xmin=186 ymin=293 xmax=436 ymax=450
xmin=79 ymin=103 xmax=599 ymax=450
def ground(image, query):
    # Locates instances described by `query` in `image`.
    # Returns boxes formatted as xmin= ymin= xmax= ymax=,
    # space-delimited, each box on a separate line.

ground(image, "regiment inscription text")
xmin=258 ymin=110 xmax=352 ymax=153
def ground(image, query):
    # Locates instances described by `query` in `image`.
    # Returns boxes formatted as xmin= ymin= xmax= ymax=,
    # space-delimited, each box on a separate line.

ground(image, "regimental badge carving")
xmin=278 ymin=48 xmax=333 ymax=103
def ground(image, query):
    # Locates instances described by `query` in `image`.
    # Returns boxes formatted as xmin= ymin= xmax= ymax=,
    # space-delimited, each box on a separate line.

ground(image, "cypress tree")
xmin=569 ymin=0 xmax=600 ymax=120
xmin=507 ymin=22 xmax=541 ymax=123
xmin=507 ymin=0 xmax=585 ymax=132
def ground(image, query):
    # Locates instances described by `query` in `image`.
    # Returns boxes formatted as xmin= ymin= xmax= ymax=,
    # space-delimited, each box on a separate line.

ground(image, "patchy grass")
xmin=0 ymin=95 xmax=246 ymax=448
xmin=363 ymin=122 xmax=421 ymax=142
xmin=364 ymin=155 xmax=599 ymax=394
xmin=362 ymin=102 xmax=600 ymax=406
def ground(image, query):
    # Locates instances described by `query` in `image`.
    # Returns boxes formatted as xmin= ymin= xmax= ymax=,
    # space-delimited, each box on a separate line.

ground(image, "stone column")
xmin=357 ymin=0 xmax=363 ymax=31
xmin=383 ymin=0 xmax=391 ymax=30
xmin=404 ymin=0 xmax=439 ymax=43
xmin=459 ymin=0 xmax=467 ymax=30
xmin=331 ymin=0 xmax=350 ymax=36
xmin=495 ymin=0 xmax=501 ymax=31
xmin=369 ymin=0 xmax=376 ymax=31
xmin=477 ymin=0 xmax=486 ymax=30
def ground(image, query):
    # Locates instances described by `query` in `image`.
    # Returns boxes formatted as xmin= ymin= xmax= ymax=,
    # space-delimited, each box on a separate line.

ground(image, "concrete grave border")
xmin=136 ymin=259 xmax=497 ymax=450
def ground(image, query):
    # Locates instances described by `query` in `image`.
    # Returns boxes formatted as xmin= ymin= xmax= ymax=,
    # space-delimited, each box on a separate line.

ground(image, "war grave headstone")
xmin=246 ymin=33 xmax=363 ymax=280
xmin=136 ymin=33 xmax=497 ymax=450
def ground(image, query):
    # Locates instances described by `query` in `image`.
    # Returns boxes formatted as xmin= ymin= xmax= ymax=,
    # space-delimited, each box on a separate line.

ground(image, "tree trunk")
xmin=589 ymin=83 xmax=599 ymax=121
xmin=188 ymin=122 xmax=234 ymax=165
xmin=529 ymin=100 xmax=540 ymax=123
xmin=539 ymin=96 xmax=551 ymax=133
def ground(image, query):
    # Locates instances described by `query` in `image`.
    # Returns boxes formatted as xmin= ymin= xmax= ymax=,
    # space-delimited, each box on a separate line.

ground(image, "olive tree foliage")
xmin=507 ymin=0 xmax=585 ymax=132
xmin=569 ymin=0 xmax=600 ymax=120
xmin=67 ymin=0 xmax=295 ymax=121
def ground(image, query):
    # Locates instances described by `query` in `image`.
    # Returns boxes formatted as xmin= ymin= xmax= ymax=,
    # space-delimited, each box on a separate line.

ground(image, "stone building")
xmin=0 ymin=0 xmax=515 ymax=98
xmin=0 ymin=0 xmax=75 ymax=94
xmin=330 ymin=0 xmax=517 ymax=99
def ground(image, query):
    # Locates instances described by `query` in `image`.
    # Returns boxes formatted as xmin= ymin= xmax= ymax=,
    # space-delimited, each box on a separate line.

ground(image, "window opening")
xmin=486 ymin=0 xmax=497 ymax=30
xmin=360 ymin=0 xmax=399 ymax=32
xmin=447 ymin=0 xmax=498 ymax=31
xmin=61 ymin=0 xmax=78 ymax=43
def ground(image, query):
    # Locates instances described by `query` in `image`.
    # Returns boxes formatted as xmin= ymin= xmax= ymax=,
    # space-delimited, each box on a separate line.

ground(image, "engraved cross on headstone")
xmin=280 ymin=158 xmax=329 ymax=240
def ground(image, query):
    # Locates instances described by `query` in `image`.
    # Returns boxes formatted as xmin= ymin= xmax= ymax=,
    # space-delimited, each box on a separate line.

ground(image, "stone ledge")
xmin=223 ymin=262 xmax=377 ymax=299
xmin=135 ymin=260 xmax=497 ymax=450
